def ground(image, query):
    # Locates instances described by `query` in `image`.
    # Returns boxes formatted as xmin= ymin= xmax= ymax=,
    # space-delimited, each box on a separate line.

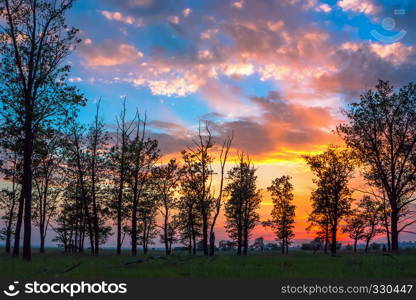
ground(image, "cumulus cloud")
xmin=80 ymin=41 xmax=144 ymax=67
xmin=87 ymin=0 xmax=416 ymax=117
xmin=138 ymin=91 xmax=339 ymax=160
xmin=337 ymin=0 xmax=379 ymax=15
xmin=315 ymin=4 xmax=332 ymax=13
xmin=100 ymin=10 xmax=143 ymax=27
xmin=182 ymin=8 xmax=191 ymax=17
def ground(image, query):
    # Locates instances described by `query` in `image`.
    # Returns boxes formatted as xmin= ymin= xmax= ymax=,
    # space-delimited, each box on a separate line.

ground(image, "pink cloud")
xmin=80 ymin=42 xmax=144 ymax=67
xmin=337 ymin=0 xmax=379 ymax=15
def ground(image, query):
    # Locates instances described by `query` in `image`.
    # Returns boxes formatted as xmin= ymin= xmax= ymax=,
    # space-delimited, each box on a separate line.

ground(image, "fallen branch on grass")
xmin=62 ymin=262 xmax=82 ymax=273
xmin=382 ymin=253 xmax=397 ymax=259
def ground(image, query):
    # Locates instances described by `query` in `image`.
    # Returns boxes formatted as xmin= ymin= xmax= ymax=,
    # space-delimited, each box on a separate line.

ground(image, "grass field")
xmin=1 ymin=250 xmax=415 ymax=279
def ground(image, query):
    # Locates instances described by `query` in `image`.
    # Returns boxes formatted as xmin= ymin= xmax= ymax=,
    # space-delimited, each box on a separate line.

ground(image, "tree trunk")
xmin=163 ymin=202 xmax=170 ymax=255
xmin=201 ymin=212 xmax=209 ymax=256
xmin=243 ymin=225 xmax=248 ymax=255
xmin=365 ymin=239 xmax=370 ymax=253
xmin=131 ymin=200 xmax=138 ymax=256
xmin=390 ymin=209 xmax=399 ymax=253
xmin=188 ymin=234 xmax=192 ymax=255
xmin=22 ymin=106 xmax=34 ymax=261
xmin=382 ymin=201 xmax=391 ymax=251
xmin=353 ymin=239 xmax=357 ymax=253
xmin=237 ymin=225 xmax=242 ymax=256
xmin=5 ymin=225 xmax=12 ymax=254
xmin=324 ymin=222 xmax=329 ymax=255
xmin=209 ymin=231 xmax=215 ymax=256
xmin=330 ymin=225 xmax=337 ymax=256
xmin=5 ymin=209 xmax=15 ymax=254
xmin=116 ymin=192 xmax=122 ymax=255
xmin=39 ymin=223 xmax=45 ymax=253
xmin=191 ymin=218 xmax=196 ymax=255
xmin=91 ymin=176 xmax=99 ymax=256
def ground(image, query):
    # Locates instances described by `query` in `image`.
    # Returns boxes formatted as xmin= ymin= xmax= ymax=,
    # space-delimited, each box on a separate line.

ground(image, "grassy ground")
xmin=1 ymin=250 xmax=415 ymax=279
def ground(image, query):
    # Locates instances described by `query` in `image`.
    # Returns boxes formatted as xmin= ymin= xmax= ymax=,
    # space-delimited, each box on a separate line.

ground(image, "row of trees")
xmin=0 ymin=96 xmax=299 ymax=257
xmin=302 ymin=80 xmax=416 ymax=256
xmin=0 ymin=1 xmax=415 ymax=260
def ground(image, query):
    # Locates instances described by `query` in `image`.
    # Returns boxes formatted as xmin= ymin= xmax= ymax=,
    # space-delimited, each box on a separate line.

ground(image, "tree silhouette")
xmin=108 ymin=100 xmax=136 ymax=255
xmin=0 ymin=0 xmax=85 ymax=260
xmin=180 ymin=123 xmax=214 ymax=256
xmin=304 ymin=146 xmax=354 ymax=256
xmin=32 ymin=129 xmax=65 ymax=253
xmin=0 ymin=131 xmax=21 ymax=254
xmin=264 ymin=175 xmax=296 ymax=254
xmin=209 ymin=133 xmax=232 ymax=256
xmin=343 ymin=208 xmax=365 ymax=253
xmin=152 ymin=159 xmax=181 ymax=255
xmin=225 ymin=153 xmax=261 ymax=255
xmin=126 ymin=116 xmax=159 ymax=256
xmin=338 ymin=80 xmax=416 ymax=253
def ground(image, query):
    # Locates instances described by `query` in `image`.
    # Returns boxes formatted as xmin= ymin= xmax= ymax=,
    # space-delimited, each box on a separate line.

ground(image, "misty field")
xmin=1 ymin=250 xmax=416 ymax=279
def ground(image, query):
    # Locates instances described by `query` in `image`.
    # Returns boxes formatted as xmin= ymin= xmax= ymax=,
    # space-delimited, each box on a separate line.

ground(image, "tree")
xmin=343 ymin=209 xmax=365 ymax=253
xmin=64 ymin=123 xmax=95 ymax=254
xmin=252 ymin=237 xmax=264 ymax=251
xmin=0 ymin=132 xmax=21 ymax=254
xmin=181 ymin=123 xmax=214 ymax=256
xmin=306 ymin=210 xmax=330 ymax=254
xmin=53 ymin=182 xmax=83 ymax=253
xmin=126 ymin=115 xmax=159 ymax=256
xmin=85 ymin=101 xmax=112 ymax=255
xmin=32 ymin=129 xmax=65 ymax=253
xmin=304 ymin=146 xmax=354 ymax=256
xmin=136 ymin=185 xmax=159 ymax=255
xmin=175 ymin=193 xmax=201 ymax=255
xmin=265 ymin=175 xmax=296 ymax=254
xmin=0 ymin=0 xmax=85 ymax=260
xmin=179 ymin=122 xmax=232 ymax=256
xmin=338 ymin=80 xmax=416 ymax=253
xmin=301 ymin=238 xmax=323 ymax=253
xmin=224 ymin=154 xmax=261 ymax=255
xmin=209 ymin=134 xmax=232 ymax=256
xmin=152 ymin=159 xmax=181 ymax=255
xmin=108 ymin=100 xmax=136 ymax=255
xmin=358 ymin=196 xmax=384 ymax=253
xmin=0 ymin=189 xmax=18 ymax=253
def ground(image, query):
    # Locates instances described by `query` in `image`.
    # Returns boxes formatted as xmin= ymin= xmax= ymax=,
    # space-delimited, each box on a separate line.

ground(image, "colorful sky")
xmin=51 ymin=0 xmax=416 ymax=245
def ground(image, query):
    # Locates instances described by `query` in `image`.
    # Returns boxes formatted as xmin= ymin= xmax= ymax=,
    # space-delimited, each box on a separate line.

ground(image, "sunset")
xmin=60 ymin=0 xmax=415 ymax=243
xmin=1 ymin=0 xmax=416 ymax=297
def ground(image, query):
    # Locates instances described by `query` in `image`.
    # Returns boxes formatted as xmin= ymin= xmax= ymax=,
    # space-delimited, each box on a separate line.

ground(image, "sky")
xmin=33 ymin=0 xmax=416 ymax=246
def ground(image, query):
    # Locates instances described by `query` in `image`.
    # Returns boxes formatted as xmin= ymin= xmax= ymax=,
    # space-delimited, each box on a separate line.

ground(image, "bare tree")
xmin=209 ymin=134 xmax=232 ymax=256
xmin=181 ymin=122 xmax=214 ymax=255
xmin=108 ymin=99 xmax=136 ymax=255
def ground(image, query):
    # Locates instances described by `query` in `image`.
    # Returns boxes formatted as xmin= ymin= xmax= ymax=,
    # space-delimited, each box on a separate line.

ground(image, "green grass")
xmin=1 ymin=250 xmax=415 ymax=279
